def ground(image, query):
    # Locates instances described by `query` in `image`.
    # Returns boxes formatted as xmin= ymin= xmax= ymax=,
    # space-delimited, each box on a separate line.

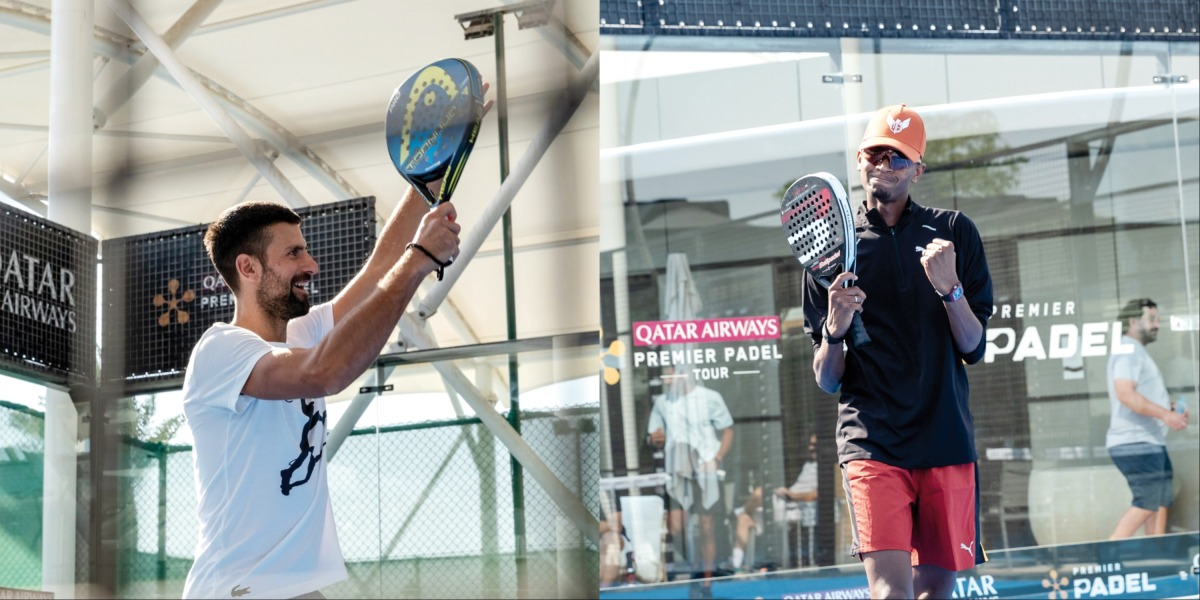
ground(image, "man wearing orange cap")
xmin=801 ymin=104 xmax=994 ymax=599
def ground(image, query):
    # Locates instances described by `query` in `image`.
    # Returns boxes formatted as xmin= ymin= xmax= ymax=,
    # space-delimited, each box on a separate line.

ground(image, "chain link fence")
xmin=0 ymin=400 xmax=45 ymax=591
xmin=116 ymin=405 xmax=599 ymax=599
xmin=2 ymin=399 xmax=599 ymax=598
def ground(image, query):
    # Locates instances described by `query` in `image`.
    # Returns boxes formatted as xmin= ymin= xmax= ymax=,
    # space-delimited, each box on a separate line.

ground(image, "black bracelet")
xmin=406 ymin=243 xmax=453 ymax=280
xmin=823 ymin=319 xmax=845 ymax=345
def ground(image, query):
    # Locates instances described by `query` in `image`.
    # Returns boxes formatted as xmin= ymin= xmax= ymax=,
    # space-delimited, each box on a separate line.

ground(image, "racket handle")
xmin=413 ymin=183 xmax=440 ymax=208
xmin=848 ymin=312 xmax=872 ymax=348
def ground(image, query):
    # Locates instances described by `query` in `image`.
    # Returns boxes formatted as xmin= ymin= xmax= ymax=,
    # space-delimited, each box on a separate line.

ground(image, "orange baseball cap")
xmin=859 ymin=104 xmax=926 ymax=162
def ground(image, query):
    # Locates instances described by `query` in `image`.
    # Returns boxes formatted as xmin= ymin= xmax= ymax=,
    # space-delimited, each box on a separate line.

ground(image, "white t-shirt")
xmin=784 ymin=462 xmax=818 ymax=525
xmin=1106 ymin=335 xmax=1170 ymax=449
xmin=646 ymin=385 xmax=734 ymax=463
xmin=181 ymin=303 xmax=347 ymax=600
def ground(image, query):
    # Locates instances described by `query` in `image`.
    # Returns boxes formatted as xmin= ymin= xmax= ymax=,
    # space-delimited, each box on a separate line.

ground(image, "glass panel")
xmin=600 ymin=33 xmax=1200 ymax=593
xmin=57 ymin=338 xmax=598 ymax=599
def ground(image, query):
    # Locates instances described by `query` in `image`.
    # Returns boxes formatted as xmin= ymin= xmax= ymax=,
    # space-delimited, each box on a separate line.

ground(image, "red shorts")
xmin=841 ymin=459 xmax=984 ymax=572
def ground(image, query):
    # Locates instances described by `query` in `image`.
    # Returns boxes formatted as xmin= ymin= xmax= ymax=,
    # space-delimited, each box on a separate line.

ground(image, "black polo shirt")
xmin=802 ymin=197 xmax=994 ymax=469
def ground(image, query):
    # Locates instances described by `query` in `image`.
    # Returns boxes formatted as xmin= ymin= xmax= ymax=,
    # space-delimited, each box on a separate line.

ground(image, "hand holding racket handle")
xmin=826 ymin=272 xmax=871 ymax=349
xmin=408 ymin=202 xmax=461 ymax=280
xmin=847 ymin=312 xmax=871 ymax=348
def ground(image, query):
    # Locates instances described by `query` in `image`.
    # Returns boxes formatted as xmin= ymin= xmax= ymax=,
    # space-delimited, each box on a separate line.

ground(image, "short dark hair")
xmin=203 ymin=201 xmax=301 ymax=294
xmin=1117 ymin=298 xmax=1156 ymax=332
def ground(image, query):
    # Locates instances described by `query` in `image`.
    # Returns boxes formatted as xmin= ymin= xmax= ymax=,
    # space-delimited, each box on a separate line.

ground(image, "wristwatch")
xmin=941 ymin=282 xmax=964 ymax=303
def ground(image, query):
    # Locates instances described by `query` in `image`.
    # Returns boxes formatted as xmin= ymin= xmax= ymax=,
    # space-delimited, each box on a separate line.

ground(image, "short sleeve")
xmin=1109 ymin=351 xmax=1139 ymax=383
xmin=185 ymin=326 xmax=274 ymax=413
xmin=647 ymin=397 xmax=665 ymax=434
xmin=286 ymin=302 xmax=335 ymax=348
xmin=707 ymin=390 xmax=734 ymax=430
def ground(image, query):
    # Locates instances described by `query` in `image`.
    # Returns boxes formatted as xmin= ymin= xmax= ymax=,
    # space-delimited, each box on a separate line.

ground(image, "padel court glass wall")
xmin=598 ymin=35 xmax=1199 ymax=589
xmin=1 ymin=337 xmax=599 ymax=599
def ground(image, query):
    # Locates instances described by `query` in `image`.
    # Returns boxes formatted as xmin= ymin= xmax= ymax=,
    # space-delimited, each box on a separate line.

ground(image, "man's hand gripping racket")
xmin=780 ymin=173 xmax=871 ymax=348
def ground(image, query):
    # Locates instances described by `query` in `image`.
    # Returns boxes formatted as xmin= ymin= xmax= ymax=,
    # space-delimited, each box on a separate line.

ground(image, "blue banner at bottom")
xmin=600 ymin=533 xmax=1200 ymax=599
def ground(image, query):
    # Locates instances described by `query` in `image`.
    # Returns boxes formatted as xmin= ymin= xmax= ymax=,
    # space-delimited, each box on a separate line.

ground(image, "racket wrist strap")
xmin=406 ymin=242 xmax=452 ymax=281
xmin=823 ymin=319 xmax=845 ymax=345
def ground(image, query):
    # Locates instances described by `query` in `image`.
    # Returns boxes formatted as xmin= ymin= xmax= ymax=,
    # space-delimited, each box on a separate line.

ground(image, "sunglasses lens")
xmin=863 ymin=149 xmax=915 ymax=169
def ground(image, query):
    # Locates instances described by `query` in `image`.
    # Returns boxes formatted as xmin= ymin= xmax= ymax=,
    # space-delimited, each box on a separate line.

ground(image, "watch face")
xmin=948 ymin=285 xmax=963 ymax=301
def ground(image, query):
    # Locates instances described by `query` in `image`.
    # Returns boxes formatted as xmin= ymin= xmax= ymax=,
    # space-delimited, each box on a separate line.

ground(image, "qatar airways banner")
xmin=0 ymin=208 xmax=97 ymax=385
xmin=629 ymin=316 xmax=782 ymax=381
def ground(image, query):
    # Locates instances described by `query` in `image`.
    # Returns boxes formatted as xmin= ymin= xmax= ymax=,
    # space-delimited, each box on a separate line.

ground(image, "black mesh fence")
xmin=601 ymin=0 xmax=1200 ymax=39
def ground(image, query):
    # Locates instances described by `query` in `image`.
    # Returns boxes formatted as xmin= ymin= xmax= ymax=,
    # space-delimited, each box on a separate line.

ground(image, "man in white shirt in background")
xmin=1105 ymin=298 xmax=1189 ymax=539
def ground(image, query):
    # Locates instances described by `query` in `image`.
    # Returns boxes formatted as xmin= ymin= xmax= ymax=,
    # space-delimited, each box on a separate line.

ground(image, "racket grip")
xmin=848 ymin=312 xmax=872 ymax=348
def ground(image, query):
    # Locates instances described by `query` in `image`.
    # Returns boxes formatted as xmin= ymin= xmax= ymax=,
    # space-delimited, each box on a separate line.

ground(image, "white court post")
xmin=43 ymin=0 xmax=95 ymax=595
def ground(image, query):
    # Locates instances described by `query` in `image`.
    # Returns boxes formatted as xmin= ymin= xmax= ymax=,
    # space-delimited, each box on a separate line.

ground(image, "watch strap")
xmin=941 ymin=282 xmax=964 ymax=303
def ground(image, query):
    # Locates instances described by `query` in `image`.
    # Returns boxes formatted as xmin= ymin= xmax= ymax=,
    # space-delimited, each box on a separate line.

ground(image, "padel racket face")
xmin=781 ymin=172 xmax=854 ymax=281
xmin=780 ymin=172 xmax=871 ymax=347
xmin=385 ymin=58 xmax=485 ymax=207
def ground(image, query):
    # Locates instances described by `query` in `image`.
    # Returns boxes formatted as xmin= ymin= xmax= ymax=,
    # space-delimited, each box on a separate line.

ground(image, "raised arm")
xmin=331 ymin=183 xmax=435 ymax=323
xmin=243 ymin=203 xmax=460 ymax=399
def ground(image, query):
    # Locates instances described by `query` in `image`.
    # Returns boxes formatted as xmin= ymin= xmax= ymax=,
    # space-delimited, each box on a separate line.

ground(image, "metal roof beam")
xmin=105 ymin=0 xmax=309 ymax=208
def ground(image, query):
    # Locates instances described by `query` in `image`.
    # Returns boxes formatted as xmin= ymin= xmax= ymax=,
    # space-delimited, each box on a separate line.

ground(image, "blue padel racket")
xmin=385 ymin=58 xmax=485 ymax=208
xmin=780 ymin=172 xmax=871 ymax=348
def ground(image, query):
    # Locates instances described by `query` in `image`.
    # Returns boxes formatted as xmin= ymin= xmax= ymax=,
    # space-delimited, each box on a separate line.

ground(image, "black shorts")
xmin=1109 ymin=443 xmax=1173 ymax=511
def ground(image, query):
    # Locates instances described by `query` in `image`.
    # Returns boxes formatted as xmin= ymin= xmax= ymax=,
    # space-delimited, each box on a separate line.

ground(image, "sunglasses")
xmin=860 ymin=147 xmax=919 ymax=170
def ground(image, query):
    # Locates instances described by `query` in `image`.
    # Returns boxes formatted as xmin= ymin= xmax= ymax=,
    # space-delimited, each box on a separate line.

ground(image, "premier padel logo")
xmin=154 ymin=278 xmax=195 ymax=327
xmin=887 ymin=114 xmax=911 ymax=134
xmin=600 ymin=334 xmax=626 ymax=385
xmin=230 ymin=584 xmax=250 ymax=597
xmin=1042 ymin=569 xmax=1069 ymax=599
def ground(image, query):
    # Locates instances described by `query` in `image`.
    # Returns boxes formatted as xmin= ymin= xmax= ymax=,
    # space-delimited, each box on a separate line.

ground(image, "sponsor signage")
xmin=100 ymin=197 xmax=375 ymax=385
xmin=628 ymin=316 xmax=782 ymax=381
xmin=598 ymin=533 xmax=1199 ymax=599
xmin=0 ymin=209 xmax=97 ymax=385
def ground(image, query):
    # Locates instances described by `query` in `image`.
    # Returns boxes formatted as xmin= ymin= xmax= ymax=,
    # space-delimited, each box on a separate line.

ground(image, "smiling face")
xmin=254 ymin=222 xmax=318 ymax=321
xmin=858 ymin=146 xmax=925 ymax=207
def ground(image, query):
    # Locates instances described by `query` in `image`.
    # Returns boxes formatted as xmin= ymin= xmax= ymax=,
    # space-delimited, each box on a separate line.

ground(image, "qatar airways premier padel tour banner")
xmin=0 ymin=209 xmax=97 ymax=384
xmin=630 ymin=315 xmax=782 ymax=380
xmin=100 ymin=197 xmax=376 ymax=385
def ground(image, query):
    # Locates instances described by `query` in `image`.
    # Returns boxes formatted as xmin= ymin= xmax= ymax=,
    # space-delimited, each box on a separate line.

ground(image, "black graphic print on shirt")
xmin=280 ymin=397 xmax=326 ymax=496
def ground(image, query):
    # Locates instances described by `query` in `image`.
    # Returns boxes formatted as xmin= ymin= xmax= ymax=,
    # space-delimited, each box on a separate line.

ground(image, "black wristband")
xmin=822 ymin=319 xmax=844 ymax=345
xmin=406 ymin=242 xmax=452 ymax=281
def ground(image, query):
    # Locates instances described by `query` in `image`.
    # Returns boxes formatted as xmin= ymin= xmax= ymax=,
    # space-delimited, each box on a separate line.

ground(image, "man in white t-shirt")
xmin=647 ymin=370 xmax=733 ymax=581
xmin=181 ymin=182 xmax=462 ymax=599
xmin=1105 ymin=298 xmax=1189 ymax=540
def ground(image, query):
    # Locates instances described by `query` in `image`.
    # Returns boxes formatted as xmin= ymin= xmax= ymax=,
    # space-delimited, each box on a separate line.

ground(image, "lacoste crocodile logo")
xmin=231 ymin=585 xmax=250 ymax=597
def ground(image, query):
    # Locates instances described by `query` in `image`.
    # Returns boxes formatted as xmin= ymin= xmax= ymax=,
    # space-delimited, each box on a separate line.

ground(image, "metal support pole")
xmin=93 ymin=0 xmax=226 ymax=129
xmin=157 ymin=446 xmax=168 ymax=593
xmin=398 ymin=318 xmax=599 ymax=546
xmin=416 ymin=50 xmax=599 ymax=318
xmin=492 ymin=11 xmax=528 ymax=585
xmin=44 ymin=0 xmax=92 ymax=594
